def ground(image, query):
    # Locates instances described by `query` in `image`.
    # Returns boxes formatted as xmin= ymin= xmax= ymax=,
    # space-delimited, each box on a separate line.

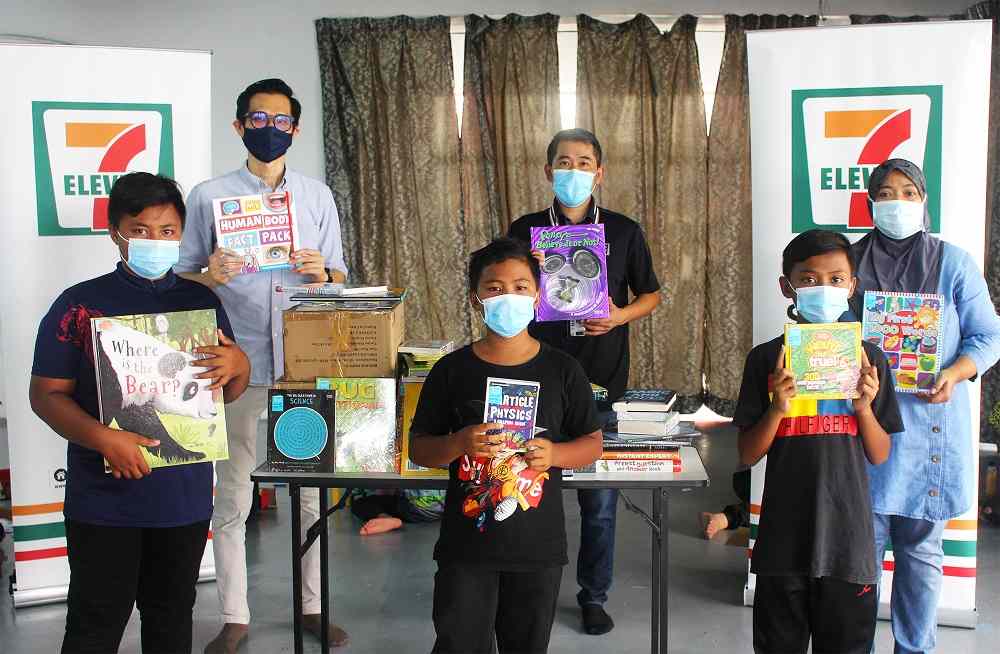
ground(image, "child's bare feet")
xmin=701 ymin=511 xmax=729 ymax=539
xmin=360 ymin=516 xmax=402 ymax=536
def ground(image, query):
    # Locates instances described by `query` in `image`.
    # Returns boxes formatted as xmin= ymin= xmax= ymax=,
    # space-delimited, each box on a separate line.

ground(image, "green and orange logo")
xmin=33 ymin=102 xmax=174 ymax=236
xmin=791 ymin=86 xmax=942 ymax=233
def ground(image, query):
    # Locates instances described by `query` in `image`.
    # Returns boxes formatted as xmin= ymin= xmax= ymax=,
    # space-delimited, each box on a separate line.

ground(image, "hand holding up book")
xmin=582 ymin=296 xmax=625 ymax=336
xmin=192 ymin=330 xmax=251 ymax=400
xmin=768 ymin=346 xmax=796 ymax=417
xmin=207 ymin=247 xmax=244 ymax=286
xmin=852 ymin=347 xmax=879 ymax=416
xmin=290 ymin=248 xmax=329 ymax=283
xmin=524 ymin=437 xmax=553 ymax=472
xmin=455 ymin=422 xmax=506 ymax=459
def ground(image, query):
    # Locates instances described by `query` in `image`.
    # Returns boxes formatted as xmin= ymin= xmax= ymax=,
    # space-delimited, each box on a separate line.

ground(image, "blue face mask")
xmin=792 ymin=284 xmax=851 ymax=324
xmin=552 ymin=169 xmax=595 ymax=208
xmin=478 ymin=293 xmax=536 ymax=338
xmin=872 ymin=200 xmax=925 ymax=240
xmin=118 ymin=233 xmax=180 ymax=280
xmin=242 ymin=125 xmax=292 ymax=163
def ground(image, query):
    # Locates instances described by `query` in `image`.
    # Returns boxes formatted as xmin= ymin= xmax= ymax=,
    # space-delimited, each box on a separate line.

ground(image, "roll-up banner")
xmin=0 ymin=44 xmax=212 ymax=607
xmin=747 ymin=21 xmax=992 ymax=627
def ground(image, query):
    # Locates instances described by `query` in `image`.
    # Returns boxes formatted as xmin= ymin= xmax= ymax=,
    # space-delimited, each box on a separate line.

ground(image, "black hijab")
xmin=850 ymin=158 xmax=943 ymax=296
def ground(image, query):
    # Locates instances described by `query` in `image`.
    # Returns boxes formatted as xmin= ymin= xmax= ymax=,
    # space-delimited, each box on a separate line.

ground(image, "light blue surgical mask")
xmin=792 ymin=284 xmax=850 ymax=324
xmin=117 ymin=233 xmax=180 ymax=280
xmin=872 ymin=200 xmax=925 ymax=240
xmin=552 ymin=169 xmax=595 ymax=208
xmin=477 ymin=293 xmax=536 ymax=338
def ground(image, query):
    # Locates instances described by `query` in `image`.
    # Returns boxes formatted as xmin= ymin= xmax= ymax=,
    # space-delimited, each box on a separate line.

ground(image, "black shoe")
xmin=581 ymin=604 xmax=615 ymax=635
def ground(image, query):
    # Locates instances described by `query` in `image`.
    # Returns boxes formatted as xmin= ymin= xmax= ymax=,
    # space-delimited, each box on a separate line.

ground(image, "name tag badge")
xmin=605 ymin=243 xmax=610 ymax=256
xmin=569 ymin=320 xmax=586 ymax=337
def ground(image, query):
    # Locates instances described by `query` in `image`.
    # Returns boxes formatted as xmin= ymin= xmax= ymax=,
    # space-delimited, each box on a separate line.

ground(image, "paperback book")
xmin=213 ymin=190 xmax=299 ymax=273
xmin=575 ymin=459 xmax=683 ymax=474
xmin=530 ymin=224 xmax=610 ymax=322
xmin=316 ymin=377 xmax=397 ymax=473
xmin=399 ymin=381 xmax=448 ymax=478
xmin=784 ymin=322 xmax=862 ymax=400
xmin=91 ymin=310 xmax=228 ymax=471
xmin=267 ymin=389 xmax=336 ymax=472
xmin=861 ymin=291 xmax=944 ymax=393
xmin=457 ymin=378 xmax=545 ymax=531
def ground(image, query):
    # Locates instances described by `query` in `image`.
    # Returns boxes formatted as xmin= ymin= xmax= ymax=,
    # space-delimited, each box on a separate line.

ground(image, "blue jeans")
xmin=576 ymin=488 xmax=618 ymax=607
xmin=873 ymin=513 xmax=946 ymax=654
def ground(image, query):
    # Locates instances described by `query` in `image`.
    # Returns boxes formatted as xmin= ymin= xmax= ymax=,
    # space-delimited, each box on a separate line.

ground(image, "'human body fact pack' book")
xmin=213 ymin=191 xmax=298 ymax=273
xmin=862 ymin=291 xmax=943 ymax=393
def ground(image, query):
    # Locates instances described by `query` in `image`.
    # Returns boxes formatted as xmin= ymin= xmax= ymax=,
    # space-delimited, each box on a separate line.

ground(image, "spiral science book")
xmin=91 ymin=310 xmax=229 ymax=470
xmin=458 ymin=378 xmax=546 ymax=531
xmin=530 ymin=224 xmax=609 ymax=322
xmin=267 ymin=389 xmax=336 ymax=473
xmin=784 ymin=322 xmax=862 ymax=400
xmin=862 ymin=291 xmax=944 ymax=393
xmin=213 ymin=191 xmax=299 ymax=273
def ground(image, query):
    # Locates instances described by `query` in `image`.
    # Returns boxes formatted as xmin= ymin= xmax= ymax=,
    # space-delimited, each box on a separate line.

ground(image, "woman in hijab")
xmin=851 ymin=158 xmax=1000 ymax=654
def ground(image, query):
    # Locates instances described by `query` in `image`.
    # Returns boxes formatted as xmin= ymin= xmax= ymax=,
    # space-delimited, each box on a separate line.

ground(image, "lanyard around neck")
xmin=549 ymin=204 xmax=600 ymax=227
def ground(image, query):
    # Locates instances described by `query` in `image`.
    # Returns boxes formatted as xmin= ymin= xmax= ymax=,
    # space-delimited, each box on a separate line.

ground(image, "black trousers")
xmin=62 ymin=518 xmax=210 ymax=654
xmin=432 ymin=563 xmax=563 ymax=654
xmin=753 ymin=574 xmax=878 ymax=654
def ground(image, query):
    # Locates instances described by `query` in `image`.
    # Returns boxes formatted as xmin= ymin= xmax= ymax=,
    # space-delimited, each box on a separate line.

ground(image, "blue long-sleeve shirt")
xmin=176 ymin=165 xmax=348 ymax=385
xmin=864 ymin=242 xmax=1000 ymax=521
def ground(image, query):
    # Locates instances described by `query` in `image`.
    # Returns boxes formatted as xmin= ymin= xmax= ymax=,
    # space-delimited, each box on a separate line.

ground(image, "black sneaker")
xmin=581 ymin=604 xmax=615 ymax=635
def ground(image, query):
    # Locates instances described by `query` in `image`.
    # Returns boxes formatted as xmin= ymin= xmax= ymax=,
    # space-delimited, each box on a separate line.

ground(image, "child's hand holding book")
xmin=524 ymin=438 xmax=553 ymax=471
xmin=852 ymin=348 xmax=880 ymax=416
xmin=768 ymin=346 xmax=797 ymax=417
xmin=455 ymin=422 xmax=506 ymax=459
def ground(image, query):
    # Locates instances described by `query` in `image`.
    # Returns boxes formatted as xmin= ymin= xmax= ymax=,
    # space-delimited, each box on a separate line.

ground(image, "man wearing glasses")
xmin=177 ymin=78 xmax=348 ymax=653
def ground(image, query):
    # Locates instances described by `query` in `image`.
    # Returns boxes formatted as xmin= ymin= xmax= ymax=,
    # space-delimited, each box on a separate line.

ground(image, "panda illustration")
xmin=95 ymin=322 xmax=218 ymax=463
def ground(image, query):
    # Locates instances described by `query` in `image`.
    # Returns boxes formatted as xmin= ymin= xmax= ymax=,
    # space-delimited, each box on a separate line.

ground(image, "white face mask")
xmin=872 ymin=200 xmax=925 ymax=240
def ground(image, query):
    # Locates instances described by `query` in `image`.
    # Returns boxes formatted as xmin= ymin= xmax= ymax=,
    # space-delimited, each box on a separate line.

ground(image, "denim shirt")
xmin=176 ymin=165 xmax=348 ymax=385
xmin=864 ymin=242 xmax=1000 ymax=521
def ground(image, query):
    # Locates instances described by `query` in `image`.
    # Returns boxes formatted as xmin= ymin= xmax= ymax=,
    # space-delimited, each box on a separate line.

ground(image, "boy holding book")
xmin=409 ymin=237 xmax=603 ymax=654
xmin=734 ymin=229 xmax=902 ymax=654
xmin=29 ymin=173 xmax=250 ymax=654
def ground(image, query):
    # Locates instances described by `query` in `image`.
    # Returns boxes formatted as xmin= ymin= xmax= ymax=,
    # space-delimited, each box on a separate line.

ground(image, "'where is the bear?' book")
xmin=91 ymin=310 xmax=229 ymax=471
xmin=267 ymin=389 xmax=336 ymax=473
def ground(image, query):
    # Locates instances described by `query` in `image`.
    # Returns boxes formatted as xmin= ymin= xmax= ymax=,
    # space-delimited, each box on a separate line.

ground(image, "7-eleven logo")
xmin=33 ymin=102 xmax=174 ymax=236
xmin=791 ymin=86 xmax=942 ymax=234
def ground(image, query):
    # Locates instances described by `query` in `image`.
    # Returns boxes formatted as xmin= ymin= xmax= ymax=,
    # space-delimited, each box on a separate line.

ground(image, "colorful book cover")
xmin=399 ymin=381 xmax=448 ymax=477
xmin=316 ymin=377 xmax=398 ymax=473
xmin=267 ymin=389 xmax=336 ymax=473
xmin=530 ymin=224 xmax=610 ymax=322
xmin=862 ymin=291 xmax=944 ymax=393
xmin=458 ymin=378 xmax=545 ymax=531
xmin=91 ymin=310 xmax=228 ymax=470
xmin=213 ymin=191 xmax=299 ymax=273
xmin=784 ymin=322 xmax=862 ymax=400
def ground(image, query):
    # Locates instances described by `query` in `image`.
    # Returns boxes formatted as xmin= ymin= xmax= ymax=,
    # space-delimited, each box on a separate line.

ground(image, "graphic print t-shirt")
xmin=734 ymin=335 xmax=904 ymax=585
xmin=409 ymin=343 xmax=601 ymax=569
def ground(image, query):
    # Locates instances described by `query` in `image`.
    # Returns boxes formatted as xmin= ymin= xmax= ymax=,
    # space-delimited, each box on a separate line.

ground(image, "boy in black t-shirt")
xmin=734 ymin=230 xmax=903 ymax=654
xmin=409 ymin=238 xmax=603 ymax=654
xmin=29 ymin=173 xmax=250 ymax=654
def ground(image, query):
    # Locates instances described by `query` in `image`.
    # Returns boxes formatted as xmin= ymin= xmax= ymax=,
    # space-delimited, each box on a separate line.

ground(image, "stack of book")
xmin=613 ymin=389 xmax=678 ymax=438
xmin=595 ymin=438 xmax=682 ymax=473
xmin=398 ymin=340 xmax=455 ymax=382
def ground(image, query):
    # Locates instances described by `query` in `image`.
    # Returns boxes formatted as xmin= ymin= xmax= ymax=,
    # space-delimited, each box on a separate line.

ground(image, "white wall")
xmin=1 ymin=1 xmax=969 ymax=184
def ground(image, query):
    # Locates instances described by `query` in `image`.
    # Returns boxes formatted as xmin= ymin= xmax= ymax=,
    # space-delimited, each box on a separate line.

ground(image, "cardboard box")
xmin=282 ymin=303 xmax=405 ymax=381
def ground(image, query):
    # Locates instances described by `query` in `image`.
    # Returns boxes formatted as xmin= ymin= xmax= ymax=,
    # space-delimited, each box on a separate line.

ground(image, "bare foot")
xmin=360 ymin=516 xmax=403 ymax=536
xmin=204 ymin=623 xmax=248 ymax=654
xmin=701 ymin=511 xmax=729 ymax=539
xmin=303 ymin=614 xmax=349 ymax=648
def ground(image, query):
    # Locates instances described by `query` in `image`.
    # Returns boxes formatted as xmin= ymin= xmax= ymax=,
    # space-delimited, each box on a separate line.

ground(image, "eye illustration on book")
xmin=264 ymin=245 xmax=289 ymax=262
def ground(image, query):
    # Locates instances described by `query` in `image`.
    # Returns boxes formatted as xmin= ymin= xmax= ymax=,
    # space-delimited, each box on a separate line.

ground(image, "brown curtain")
xmin=968 ymin=1 xmax=1000 ymax=443
xmin=576 ymin=14 xmax=707 ymax=410
xmin=316 ymin=17 xmax=471 ymax=343
xmin=704 ymin=14 xmax=817 ymax=417
xmin=461 ymin=14 xmax=561 ymax=249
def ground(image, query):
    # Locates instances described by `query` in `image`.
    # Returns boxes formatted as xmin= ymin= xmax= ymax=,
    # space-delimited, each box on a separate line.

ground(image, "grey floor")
xmin=2 ymin=425 xmax=998 ymax=653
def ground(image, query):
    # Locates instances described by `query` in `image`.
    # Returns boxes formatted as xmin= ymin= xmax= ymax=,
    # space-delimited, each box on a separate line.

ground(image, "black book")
xmin=267 ymin=389 xmax=336 ymax=472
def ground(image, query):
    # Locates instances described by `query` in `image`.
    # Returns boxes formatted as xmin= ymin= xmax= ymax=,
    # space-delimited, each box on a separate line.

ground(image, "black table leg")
xmin=290 ymin=483 xmax=303 ymax=654
xmin=651 ymin=487 xmax=660 ymax=653
xmin=658 ymin=488 xmax=668 ymax=654
xmin=320 ymin=488 xmax=330 ymax=651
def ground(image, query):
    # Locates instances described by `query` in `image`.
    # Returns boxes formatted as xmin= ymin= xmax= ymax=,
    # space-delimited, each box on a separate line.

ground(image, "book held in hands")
xmin=91 ymin=310 xmax=229 ymax=470
xmin=862 ymin=291 xmax=944 ymax=393
xmin=213 ymin=190 xmax=299 ymax=273
xmin=784 ymin=322 xmax=862 ymax=400
xmin=530 ymin=224 xmax=610 ymax=322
